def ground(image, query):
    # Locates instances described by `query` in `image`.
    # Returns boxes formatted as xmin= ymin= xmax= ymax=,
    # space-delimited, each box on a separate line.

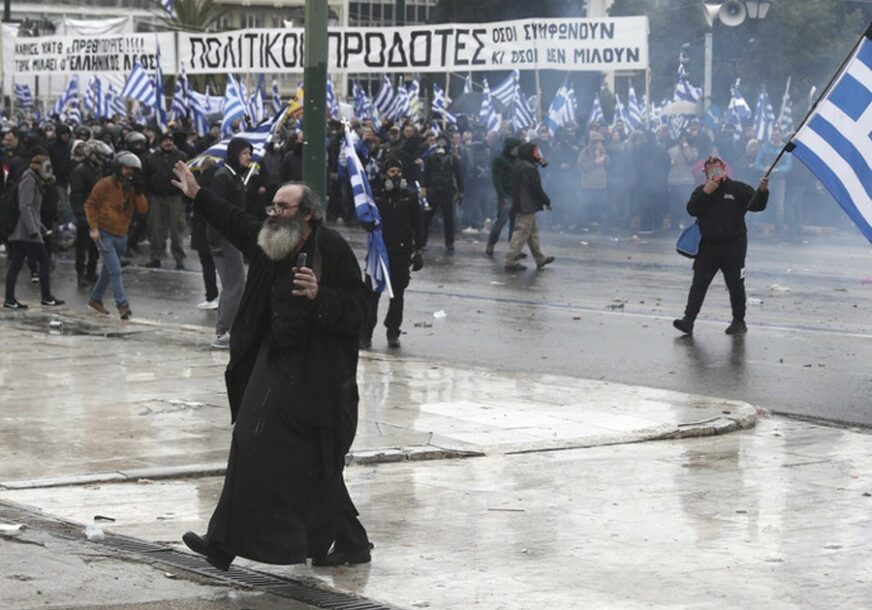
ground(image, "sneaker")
xmin=725 ymin=320 xmax=748 ymax=335
xmin=144 ymin=259 xmax=161 ymax=269
xmin=3 ymin=299 xmax=28 ymax=309
xmin=672 ymin=317 xmax=694 ymax=335
xmin=211 ymin=332 xmax=230 ymax=349
xmin=485 ymin=245 xmax=495 ymax=257
xmin=536 ymin=256 xmax=556 ymax=270
xmin=117 ymin=305 xmax=132 ymax=320
xmin=196 ymin=298 xmax=219 ymax=310
xmin=41 ymin=297 xmax=65 ymax=306
xmin=504 ymin=262 xmax=527 ymax=271
xmin=387 ymin=335 xmax=401 ymax=349
xmin=88 ymin=300 xmax=110 ymax=315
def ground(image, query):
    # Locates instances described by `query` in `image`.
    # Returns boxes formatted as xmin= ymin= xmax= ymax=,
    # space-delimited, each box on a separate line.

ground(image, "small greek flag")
xmin=387 ymin=83 xmax=410 ymax=120
xmin=541 ymin=85 xmax=572 ymax=135
xmin=107 ymin=83 xmax=127 ymax=118
xmin=373 ymin=75 xmax=394 ymax=116
xmin=479 ymin=79 xmax=500 ymax=133
xmin=754 ymin=86 xmax=776 ymax=142
xmin=172 ymin=71 xmax=190 ymax=121
xmin=326 ymin=78 xmax=339 ymax=119
xmin=674 ymin=64 xmax=702 ymax=103
xmin=627 ymin=84 xmax=644 ymax=128
xmin=613 ymin=93 xmax=629 ymax=127
xmin=513 ymin=90 xmax=535 ymax=131
xmin=271 ymin=79 xmax=282 ymax=115
xmin=14 ymin=83 xmax=34 ymax=109
xmin=587 ymin=93 xmax=604 ymax=128
xmin=408 ymin=79 xmax=421 ymax=119
xmin=431 ymin=83 xmax=456 ymax=124
xmin=463 ymin=73 xmax=473 ymax=95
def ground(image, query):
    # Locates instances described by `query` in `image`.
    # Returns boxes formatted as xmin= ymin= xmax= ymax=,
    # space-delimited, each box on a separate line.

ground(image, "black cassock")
xmin=193 ymin=188 xmax=370 ymax=564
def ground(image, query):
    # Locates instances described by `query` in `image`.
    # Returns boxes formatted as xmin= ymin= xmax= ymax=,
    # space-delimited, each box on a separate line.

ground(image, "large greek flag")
xmin=14 ymin=83 xmax=34 ymax=108
xmin=541 ymin=85 xmax=571 ymax=134
xmin=190 ymin=109 xmax=284 ymax=170
xmin=513 ymin=90 xmax=535 ymax=130
xmin=789 ymin=27 xmax=872 ymax=243
xmin=727 ymin=79 xmax=752 ymax=129
xmin=345 ymin=128 xmax=393 ymax=298
xmin=121 ymin=62 xmax=156 ymax=106
xmin=172 ymin=70 xmax=190 ymax=121
xmin=491 ymin=69 xmax=519 ymax=108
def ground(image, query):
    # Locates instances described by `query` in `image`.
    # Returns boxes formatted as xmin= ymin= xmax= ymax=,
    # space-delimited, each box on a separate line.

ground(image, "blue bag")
xmin=676 ymin=222 xmax=701 ymax=258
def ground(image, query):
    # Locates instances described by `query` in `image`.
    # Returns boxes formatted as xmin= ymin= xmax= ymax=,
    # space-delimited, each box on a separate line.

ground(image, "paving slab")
xmin=0 ymin=310 xmax=756 ymax=490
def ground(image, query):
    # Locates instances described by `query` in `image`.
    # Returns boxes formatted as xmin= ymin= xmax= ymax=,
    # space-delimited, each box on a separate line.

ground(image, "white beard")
xmin=257 ymin=218 xmax=303 ymax=261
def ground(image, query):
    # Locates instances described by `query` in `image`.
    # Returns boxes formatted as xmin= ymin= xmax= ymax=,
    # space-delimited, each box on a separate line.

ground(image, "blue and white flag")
xmin=353 ymin=81 xmax=368 ymax=119
xmin=345 ymin=128 xmax=393 ymax=298
xmin=191 ymin=109 xmax=284 ymax=169
xmin=408 ymin=79 xmax=421 ymax=119
xmin=388 ymin=83 xmax=410 ymax=120
xmin=373 ymin=75 xmax=394 ymax=116
xmin=463 ymin=73 xmax=473 ymax=95
xmin=480 ymin=79 xmax=500 ymax=133
xmin=674 ymin=64 xmax=702 ymax=103
xmin=221 ymin=74 xmax=248 ymax=137
xmin=777 ymin=79 xmax=794 ymax=132
xmin=627 ymin=84 xmax=644 ymax=128
xmin=789 ymin=30 xmax=872 ymax=244
xmin=587 ymin=93 xmax=604 ymax=128
xmin=513 ymin=90 xmax=536 ymax=131
xmin=121 ymin=62 xmax=157 ymax=106
xmin=271 ymin=79 xmax=282 ymax=115
xmin=107 ymin=83 xmax=127 ymax=118
xmin=160 ymin=0 xmax=174 ymax=15
xmin=14 ymin=83 xmax=34 ymax=109
xmin=613 ymin=93 xmax=630 ymax=127
xmin=491 ymin=69 xmax=519 ymax=108
xmin=431 ymin=83 xmax=456 ymax=124
xmin=86 ymin=76 xmax=110 ymax=119
xmin=326 ymin=78 xmax=339 ymax=119
xmin=727 ymin=79 xmax=752 ymax=130
xmin=541 ymin=85 xmax=571 ymax=134
xmin=249 ymin=75 xmax=266 ymax=124
xmin=53 ymin=77 xmax=81 ymax=122
xmin=172 ymin=70 xmax=190 ymax=121
xmin=754 ymin=86 xmax=776 ymax=141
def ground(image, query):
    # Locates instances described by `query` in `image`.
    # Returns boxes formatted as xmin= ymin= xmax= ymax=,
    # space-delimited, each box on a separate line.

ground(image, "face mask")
xmin=384 ymin=176 xmax=405 ymax=191
xmin=436 ymin=147 xmax=446 ymax=155
xmin=37 ymin=161 xmax=56 ymax=185
xmin=706 ymin=165 xmax=726 ymax=182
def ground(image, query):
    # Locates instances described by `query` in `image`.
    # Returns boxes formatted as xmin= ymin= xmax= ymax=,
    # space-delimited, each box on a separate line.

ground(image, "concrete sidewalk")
xmin=0 ymin=309 xmax=756 ymax=490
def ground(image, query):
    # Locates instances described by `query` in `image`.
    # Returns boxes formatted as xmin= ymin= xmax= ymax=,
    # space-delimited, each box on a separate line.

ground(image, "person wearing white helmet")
xmin=84 ymin=151 xmax=148 ymax=320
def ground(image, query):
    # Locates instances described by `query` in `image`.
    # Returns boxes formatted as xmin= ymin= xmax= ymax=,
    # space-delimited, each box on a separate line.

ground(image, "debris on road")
xmin=84 ymin=523 xmax=105 ymax=541
xmin=748 ymin=298 xmax=764 ymax=306
xmin=433 ymin=310 xmax=447 ymax=319
xmin=93 ymin=515 xmax=116 ymax=522
xmin=769 ymin=284 xmax=792 ymax=293
xmin=414 ymin=322 xmax=433 ymax=328
xmin=0 ymin=523 xmax=26 ymax=536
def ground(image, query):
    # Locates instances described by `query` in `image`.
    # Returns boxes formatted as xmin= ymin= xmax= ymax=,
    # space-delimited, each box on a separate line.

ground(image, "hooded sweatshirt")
xmin=492 ymin=137 xmax=520 ymax=201
xmin=511 ymin=143 xmax=551 ymax=215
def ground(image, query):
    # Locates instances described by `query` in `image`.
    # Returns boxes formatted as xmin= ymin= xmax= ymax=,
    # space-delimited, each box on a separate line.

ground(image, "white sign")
xmin=12 ymin=32 xmax=176 ymax=76
xmin=177 ymin=17 xmax=649 ymax=74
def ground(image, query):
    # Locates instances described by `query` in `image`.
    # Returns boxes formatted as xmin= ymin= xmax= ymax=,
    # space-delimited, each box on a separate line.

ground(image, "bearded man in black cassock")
xmin=171 ymin=161 xmax=372 ymax=570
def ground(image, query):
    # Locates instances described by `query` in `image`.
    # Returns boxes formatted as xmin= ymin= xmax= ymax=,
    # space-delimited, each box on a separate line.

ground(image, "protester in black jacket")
xmin=360 ymin=156 xmax=423 ymax=349
xmin=69 ymin=141 xmax=112 ymax=286
xmin=422 ymin=135 xmax=462 ymax=250
xmin=504 ymin=143 xmax=555 ymax=271
xmin=143 ymin=132 xmax=188 ymax=269
xmin=673 ymin=157 xmax=769 ymax=336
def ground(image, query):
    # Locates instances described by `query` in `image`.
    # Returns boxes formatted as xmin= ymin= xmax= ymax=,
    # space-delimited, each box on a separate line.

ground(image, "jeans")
xmin=5 ymin=241 xmax=52 ymax=302
xmin=487 ymin=198 xmax=516 ymax=249
xmin=90 ymin=230 xmax=129 ymax=307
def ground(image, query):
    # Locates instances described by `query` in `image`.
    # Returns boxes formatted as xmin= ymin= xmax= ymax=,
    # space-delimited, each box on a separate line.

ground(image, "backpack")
xmin=0 ymin=179 xmax=20 ymax=241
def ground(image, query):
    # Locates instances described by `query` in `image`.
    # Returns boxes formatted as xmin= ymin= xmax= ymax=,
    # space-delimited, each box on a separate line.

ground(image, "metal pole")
xmin=302 ymin=0 xmax=328 ymax=202
xmin=3 ymin=0 xmax=10 ymax=23
xmin=703 ymin=30 xmax=712 ymax=113
xmin=534 ymin=68 xmax=542 ymax=124
xmin=395 ymin=0 xmax=406 ymax=26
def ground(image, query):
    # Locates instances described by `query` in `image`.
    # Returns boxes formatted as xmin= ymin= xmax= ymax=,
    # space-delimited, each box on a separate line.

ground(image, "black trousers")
xmin=362 ymin=251 xmax=411 ymax=340
xmin=75 ymin=218 xmax=99 ymax=278
xmin=684 ymin=237 xmax=747 ymax=322
xmin=5 ymin=241 xmax=51 ymax=301
xmin=423 ymin=192 xmax=456 ymax=248
xmin=195 ymin=246 xmax=218 ymax=302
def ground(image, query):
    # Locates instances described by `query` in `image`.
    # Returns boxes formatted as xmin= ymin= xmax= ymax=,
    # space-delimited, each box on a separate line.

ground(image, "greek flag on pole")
xmin=567 ymin=84 xmax=578 ymax=122
xmin=373 ymin=76 xmax=394 ymax=116
xmin=587 ymin=93 xmax=604 ymax=128
xmin=674 ymin=65 xmax=702 ymax=103
xmin=15 ymin=83 xmax=34 ymax=108
xmin=271 ymin=79 xmax=282 ymax=114
xmin=121 ymin=62 xmax=157 ymax=106
xmin=190 ymin=110 xmax=283 ymax=169
xmin=160 ymin=0 xmax=174 ymax=15
xmin=89 ymin=76 xmax=110 ymax=119
xmin=627 ymin=85 xmax=643 ymax=128
xmin=172 ymin=71 xmax=189 ymax=120
xmin=777 ymin=81 xmax=794 ymax=131
xmin=480 ymin=79 xmax=500 ymax=133
xmin=353 ymin=81 xmax=368 ymax=119
xmin=513 ymin=90 xmax=535 ymax=130
xmin=221 ymin=74 xmax=248 ymax=137
xmin=789 ymin=29 xmax=872 ymax=244
xmin=108 ymin=84 xmax=126 ymax=118
xmin=541 ymin=85 xmax=570 ymax=134
xmin=408 ymin=80 xmax=421 ymax=118
xmin=431 ymin=83 xmax=456 ymax=124
xmin=326 ymin=78 xmax=339 ymax=119
xmin=249 ymin=75 xmax=266 ymax=123
xmin=463 ymin=73 xmax=473 ymax=94
xmin=345 ymin=129 xmax=393 ymax=298
xmin=53 ymin=77 xmax=80 ymax=122
xmin=491 ymin=69 xmax=519 ymax=108
xmin=613 ymin=93 xmax=630 ymax=127
xmin=754 ymin=86 xmax=776 ymax=141
xmin=387 ymin=84 xmax=410 ymax=120
xmin=727 ymin=79 xmax=752 ymax=129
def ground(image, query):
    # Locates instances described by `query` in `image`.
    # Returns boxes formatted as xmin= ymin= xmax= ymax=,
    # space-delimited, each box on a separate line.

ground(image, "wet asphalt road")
xmin=15 ymin=223 xmax=872 ymax=428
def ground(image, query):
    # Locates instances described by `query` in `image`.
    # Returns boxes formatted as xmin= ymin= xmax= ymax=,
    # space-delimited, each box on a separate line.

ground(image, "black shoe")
xmin=175 ymin=261 xmax=185 ymax=270
xmin=86 ymin=273 xmax=98 ymax=284
xmin=446 ymin=244 xmax=455 ymax=252
xmin=120 ymin=259 xmax=131 ymax=268
xmin=536 ymin=256 xmax=555 ymax=270
xmin=725 ymin=320 xmax=748 ymax=335
xmin=3 ymin=299 xmax=27 ymax=310
xmin=144 ymin=259 xmax=161 ymax=269
xmin=672 ymin=317 xmax=694 ymax=335
xmin=519 ymin=252 xmax=528 ymax=259
xmin=504 ymin=262 xmax=527 ymax=271
xmin=312 ymin=544 xmax=373 ymax=567
xmin=359 ymin=336 xmax=372 ymax=350
xmin=387 ymin=335 xmax=401 ymax=349
xmin=182 ymin=532 xmax=233 ymax=571
xmin=41 ymin=297 xmax=65 ymax=306
xmin=77 ymin=275 xmax=90 ymax=288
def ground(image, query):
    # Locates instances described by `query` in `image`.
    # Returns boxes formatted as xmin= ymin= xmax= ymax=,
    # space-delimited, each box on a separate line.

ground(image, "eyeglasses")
xmin=265 ymin=203 xmax=300 ymax=217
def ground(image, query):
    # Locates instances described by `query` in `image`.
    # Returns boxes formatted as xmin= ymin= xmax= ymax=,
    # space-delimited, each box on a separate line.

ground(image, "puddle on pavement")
xmin=11 ymin=315 xmax=143 ymax=339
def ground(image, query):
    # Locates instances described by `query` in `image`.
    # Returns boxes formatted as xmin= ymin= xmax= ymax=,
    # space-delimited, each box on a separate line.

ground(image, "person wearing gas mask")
xmin=360 ymin=156 xmax=423 ymax=350
xmin=673 ymin=157 xmax=769 ymax=336
xmin=70 ymin=140 xmax=113 ymax=287
xmin=3 ymin=148 xmax=65 ymax=309
xmin=504 ymin=143 xmax=555 ymax=272
xmin=421 ymin=135 xmax=463 ymax=251
xmin=84 ymin=152 xmax=148 ymax=320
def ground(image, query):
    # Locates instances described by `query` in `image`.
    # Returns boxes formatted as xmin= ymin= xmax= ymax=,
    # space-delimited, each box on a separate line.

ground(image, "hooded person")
xmin=205 ymin=137 xmax=251 ymax=349
xmin=359 ymin=155 xmax=423 ymax=349
xmin=486 ymin=137 xmax=521 ymax=256
xmin=171 ymin=159 xmax=373 ymax=571
xmin=504 ymin=143 xmax=555 ymax=272
xmin=421 ymin=134 xmax=463 ymax=251
xmin=4 ymin=147 xmax=65 ymax=308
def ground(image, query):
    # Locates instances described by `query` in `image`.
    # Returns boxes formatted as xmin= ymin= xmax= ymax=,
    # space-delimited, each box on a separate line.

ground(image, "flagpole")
xmin=748 ymin=20 xmax=871 ymax=213
xmin=759 ymin=21 xmax=870 ymax=180
xmin=534 ymin=68 xmax=542 ymax=125
xmin=443 ymin=70 xmax=450 ymax=131
xmin=776 ymin=76 xmax=791 ymax=127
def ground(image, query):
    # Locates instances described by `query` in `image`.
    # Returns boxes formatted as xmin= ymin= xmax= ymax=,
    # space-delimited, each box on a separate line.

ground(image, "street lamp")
xmin=701 ymin=1 xmax=773 ymax=111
